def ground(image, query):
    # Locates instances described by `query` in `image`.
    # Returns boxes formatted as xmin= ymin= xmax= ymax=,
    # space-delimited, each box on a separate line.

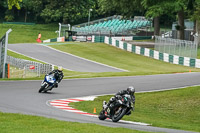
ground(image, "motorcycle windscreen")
xmin=46 ymin=75 xmax=56 ymax=83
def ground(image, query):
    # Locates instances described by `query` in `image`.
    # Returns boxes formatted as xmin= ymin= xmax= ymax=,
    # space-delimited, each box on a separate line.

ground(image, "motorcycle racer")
xmin=103 ymin=86 xmax=135 ymax=115
xmin=48 ymin=66 xmax=64 ymax=88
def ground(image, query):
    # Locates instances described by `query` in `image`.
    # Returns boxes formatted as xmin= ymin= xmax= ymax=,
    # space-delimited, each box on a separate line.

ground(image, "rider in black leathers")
xmin=48 ymin=66 xmax=64 ymax=88
xmin=103 ymin=86 xmax=135 ymax=115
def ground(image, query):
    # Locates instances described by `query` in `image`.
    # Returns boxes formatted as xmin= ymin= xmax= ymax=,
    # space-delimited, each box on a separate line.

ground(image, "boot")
xmin=126 ymin=110 xmax=131 ymax=115
xmin=103 ymin=101 xmax=107 ymax=109
xmin=54 ymin=82 xmax=58 ymax=88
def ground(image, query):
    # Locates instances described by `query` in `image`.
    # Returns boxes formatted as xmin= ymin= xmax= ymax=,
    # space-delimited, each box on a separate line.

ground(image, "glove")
xmin=115 ymin=95 xmax=122 ymax=99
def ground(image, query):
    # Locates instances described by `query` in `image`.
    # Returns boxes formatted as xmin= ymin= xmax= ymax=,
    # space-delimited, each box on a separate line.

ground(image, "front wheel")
xmin=38 ymin=83 xmax=47 ymax=93
xmin=98 ymin=110 xmax=107 ymax=120
xmin=112 ymin=106 xmax=127 ymax=122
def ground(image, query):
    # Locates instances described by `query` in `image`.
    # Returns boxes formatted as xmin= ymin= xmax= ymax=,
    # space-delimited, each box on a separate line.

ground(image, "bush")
xmin=5 ymin=15 xmax=14 ymax=22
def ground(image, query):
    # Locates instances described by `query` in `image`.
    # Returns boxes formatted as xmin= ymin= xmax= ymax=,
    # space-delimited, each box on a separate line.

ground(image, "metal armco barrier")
xmin=7 ymin=56 xmax=53 ymax=77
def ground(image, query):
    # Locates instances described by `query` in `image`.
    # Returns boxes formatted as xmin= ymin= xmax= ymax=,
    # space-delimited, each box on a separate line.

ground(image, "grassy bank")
xmin=70 ymin=86 xmax=200 ymax=132
xmin=0 ymin=23 xmax=57 ymax=43
xmin=0 ymin=112 xmax=150 ymax=133
xmin=50 ymin=42 xmax=200 ymax=74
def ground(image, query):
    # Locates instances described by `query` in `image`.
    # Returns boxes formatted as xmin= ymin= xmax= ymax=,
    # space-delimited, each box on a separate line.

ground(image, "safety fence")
xmin=155 ymin=36 xmax=197 ymax=58
xmin=0 ymin=29 xmax=12 ymax=78
xmin=6 ymin=56 xmax=53 ymax=78
xmin=104 ymin=36 xmax=200 ymax=68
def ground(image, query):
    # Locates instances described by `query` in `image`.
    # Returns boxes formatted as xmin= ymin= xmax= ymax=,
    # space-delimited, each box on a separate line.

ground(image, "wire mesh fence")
xmin=155 ymin=36 xmax=197 ymax=58
xmin=7 ymin=56 xmax=53 ymax=78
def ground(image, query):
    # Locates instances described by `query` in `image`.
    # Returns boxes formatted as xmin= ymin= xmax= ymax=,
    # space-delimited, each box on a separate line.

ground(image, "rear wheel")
xmin=112 ymin=106 xmax=127 ymax=122
xmin=98 ymin=110 xmax=107 ymax=120
xmin=38 ymin=84 xmax=47 ymax=93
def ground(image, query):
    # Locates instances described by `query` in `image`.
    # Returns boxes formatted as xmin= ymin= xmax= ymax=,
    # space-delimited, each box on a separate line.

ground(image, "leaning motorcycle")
xmin=98 ymin=94 xmax=133 ymax=122
xmin=38 ymin=74 xmax=56 ymax=93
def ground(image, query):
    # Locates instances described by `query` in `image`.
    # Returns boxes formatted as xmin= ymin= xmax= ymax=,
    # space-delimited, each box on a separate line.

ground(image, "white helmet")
xmin=127 ymin=86 xmax=135 ymax=94
xmin=58 ymin=66 xmax=63 ymax=71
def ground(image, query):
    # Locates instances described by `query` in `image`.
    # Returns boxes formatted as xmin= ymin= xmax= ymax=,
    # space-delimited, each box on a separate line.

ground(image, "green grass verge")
xmin=0 ymin=112 xmax=150 ymax=133
xmin=70 ymin=86 xmax=200 ymax=132
xmin=0 ymin=23 xmax=57 ymax=43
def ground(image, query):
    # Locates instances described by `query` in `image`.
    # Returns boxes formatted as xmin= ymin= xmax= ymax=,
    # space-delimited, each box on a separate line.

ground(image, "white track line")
xmin=8 ymin=48 xmax=74 ymax=71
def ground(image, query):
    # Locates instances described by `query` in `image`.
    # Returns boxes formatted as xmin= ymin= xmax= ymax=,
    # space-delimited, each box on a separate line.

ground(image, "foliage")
xmin=0 ymin=0 xmax=199 ymax=25
xmin=4 ymin=10 xmax=14 ymax=21
xmin=39 ymin=0 xmax=98 ymax=23
xmin=189 ymin=0 xmax=200 ymax=21
xmin=1 ymin=0 xmax=100 ymax=24
xmin=7 ymin=0 xmax=22 ymax=9
xmin=98 ymin=0 xmax=143 ymax=18
xmin=4 ymin=15 xmax=14 ymax=22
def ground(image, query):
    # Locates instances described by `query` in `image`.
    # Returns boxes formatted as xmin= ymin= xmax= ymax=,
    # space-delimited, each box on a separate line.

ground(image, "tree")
xmin=19 ymin=0 xmax=31 ymax=22
xmin=188 ymin=0 xmax=200 ymax=45
xmin=8 ymin=0 xmax=22 ymax=9
xmin=98 ymin=0 xmax=143 ymax=18
xmin=99 ymin=0 xmax=172 ymax=36
xmin=142 ymin=0 xmax=164 ymax=36
xmin=143 ymin=0 xmax=188 ymax=40
xmin=169 ymin=0 xmax=186 ymax=40
xmin=40 ymin=0 xmax=97 ymax=24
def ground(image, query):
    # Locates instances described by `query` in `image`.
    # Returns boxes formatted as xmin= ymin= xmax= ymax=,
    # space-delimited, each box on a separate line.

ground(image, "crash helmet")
xmin=127 ymin=86 xmax=135 ymax=94
xmin=58 ymin=66 xmax=63 ymax=71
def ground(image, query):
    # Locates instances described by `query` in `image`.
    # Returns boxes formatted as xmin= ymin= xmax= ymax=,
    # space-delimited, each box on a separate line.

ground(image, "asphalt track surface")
xmin=8 ymin=43 xmax=125 ymax=72
xmin=2 ymin=43 xmax=199 ymax=133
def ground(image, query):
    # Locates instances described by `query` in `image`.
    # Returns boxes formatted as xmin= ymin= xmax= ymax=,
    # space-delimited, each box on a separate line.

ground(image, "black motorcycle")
xmin=98 ymin=94 xmax=133 ymax=122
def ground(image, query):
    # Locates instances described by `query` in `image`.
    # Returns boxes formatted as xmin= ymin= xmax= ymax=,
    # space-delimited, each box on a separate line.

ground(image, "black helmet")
xmin=127 ymin=86 xmax=135 ymax=94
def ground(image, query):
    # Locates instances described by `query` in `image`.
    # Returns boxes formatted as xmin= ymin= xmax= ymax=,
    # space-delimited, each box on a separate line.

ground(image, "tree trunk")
xmin=196 ymin=20 xmax=200 ymax=46
xmin=25 ymin=9 xmax=27 ymax=23
xmin=154 ymin=16 xmax=160 ymax=36
xmin=194 ymin=20 xmax=196 ymax=34
xmin=178 ymin=9 xmax=184 ymax=40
